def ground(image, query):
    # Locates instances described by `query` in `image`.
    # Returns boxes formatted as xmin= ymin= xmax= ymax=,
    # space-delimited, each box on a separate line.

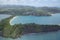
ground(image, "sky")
xmin=0 ymin=0 xmax=60 ymax=7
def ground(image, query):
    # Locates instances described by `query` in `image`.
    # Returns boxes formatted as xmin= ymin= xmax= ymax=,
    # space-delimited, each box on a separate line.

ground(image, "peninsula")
xmin=0 ymin=16 xmax=60 ymax=39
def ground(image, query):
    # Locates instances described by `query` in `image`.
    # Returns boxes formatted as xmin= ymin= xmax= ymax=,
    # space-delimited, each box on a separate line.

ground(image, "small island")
xmin=0 ymin=16 xmax=60 ymax=39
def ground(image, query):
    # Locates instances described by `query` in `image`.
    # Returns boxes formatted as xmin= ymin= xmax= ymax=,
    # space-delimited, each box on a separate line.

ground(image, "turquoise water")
xmin=10 ymin=13 xmax=60 ymax=25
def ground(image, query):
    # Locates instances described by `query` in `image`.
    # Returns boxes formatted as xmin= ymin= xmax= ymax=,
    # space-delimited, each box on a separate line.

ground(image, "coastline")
xmin=10 ymin=16 xmax=18 ymax=25
xmin=0 ymin=14 xmax=60 ymax=39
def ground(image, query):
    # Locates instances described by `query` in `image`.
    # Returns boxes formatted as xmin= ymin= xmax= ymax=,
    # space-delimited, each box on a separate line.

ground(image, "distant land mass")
xmin=0 ymin=5 xmax=60 ymax=16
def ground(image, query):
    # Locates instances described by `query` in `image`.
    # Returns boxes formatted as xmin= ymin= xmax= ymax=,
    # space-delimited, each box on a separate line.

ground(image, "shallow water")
xmin=10 ymin=13 xmax=60 ymax=25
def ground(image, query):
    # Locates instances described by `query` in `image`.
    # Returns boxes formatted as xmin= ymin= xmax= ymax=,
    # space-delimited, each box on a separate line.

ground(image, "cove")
xmin=10 ymin=13 xmax=60 ymax=25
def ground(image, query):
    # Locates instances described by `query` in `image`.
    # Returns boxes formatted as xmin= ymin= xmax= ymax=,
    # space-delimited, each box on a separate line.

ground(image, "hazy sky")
xmin=0 ymin=0 xmax=60 ymax=7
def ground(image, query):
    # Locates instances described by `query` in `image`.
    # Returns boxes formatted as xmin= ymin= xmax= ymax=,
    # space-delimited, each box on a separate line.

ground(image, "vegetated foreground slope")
xmin=0 ymin=16 xmax=60 ymax=38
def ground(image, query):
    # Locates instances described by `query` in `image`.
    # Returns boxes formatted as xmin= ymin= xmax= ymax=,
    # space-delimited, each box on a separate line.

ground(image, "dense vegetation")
xmin=0 ymin=5 xmax=60 ymax=16
xmin=0 ymin=16 xmax=60 ymax=38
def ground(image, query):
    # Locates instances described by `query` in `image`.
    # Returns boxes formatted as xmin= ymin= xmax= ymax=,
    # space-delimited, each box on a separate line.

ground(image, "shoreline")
xmin=10 ymin=16 xmax=17 ymax=25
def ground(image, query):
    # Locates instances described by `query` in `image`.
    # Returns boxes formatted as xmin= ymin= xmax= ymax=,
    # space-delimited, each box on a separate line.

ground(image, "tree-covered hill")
xmin=0 ymin=5 xmax=60 ymax=16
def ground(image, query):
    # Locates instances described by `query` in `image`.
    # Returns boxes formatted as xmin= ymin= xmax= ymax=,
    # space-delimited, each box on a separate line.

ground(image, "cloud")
xmin=0 ymin=0 xmax=60 ymax=7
